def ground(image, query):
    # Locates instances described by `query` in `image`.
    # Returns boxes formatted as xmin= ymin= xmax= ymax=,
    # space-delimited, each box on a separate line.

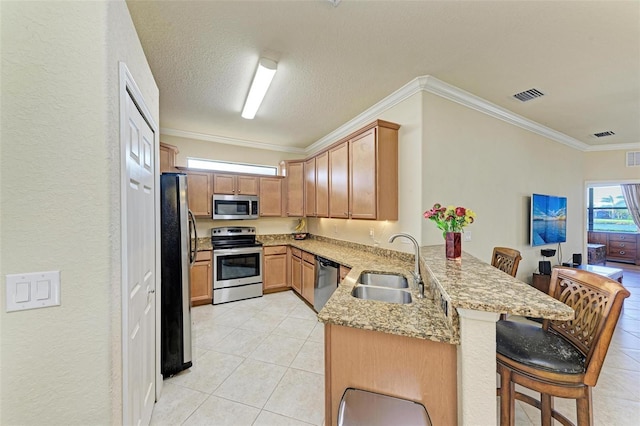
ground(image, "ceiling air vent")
xmin=513 ymin=88 xmax=545 ymax=102
xmin=593 ymin=130 xmax=616 ymax=138
xmin=626 ymin=151 xmax=640 ymax=167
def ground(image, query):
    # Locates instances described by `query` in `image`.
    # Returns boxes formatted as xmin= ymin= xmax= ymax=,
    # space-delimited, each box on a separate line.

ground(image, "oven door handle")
xmin=214 ymin=247 xmax=263 ymax=256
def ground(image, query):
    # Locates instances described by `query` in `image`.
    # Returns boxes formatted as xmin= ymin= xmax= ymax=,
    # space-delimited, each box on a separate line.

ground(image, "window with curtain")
xmin=587 ymin=185 xmax=639 ymax=232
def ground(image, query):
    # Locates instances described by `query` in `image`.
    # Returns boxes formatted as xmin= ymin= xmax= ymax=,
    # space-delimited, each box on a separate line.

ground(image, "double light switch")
xmin=5 ymin=271 xmax=61 ymax=312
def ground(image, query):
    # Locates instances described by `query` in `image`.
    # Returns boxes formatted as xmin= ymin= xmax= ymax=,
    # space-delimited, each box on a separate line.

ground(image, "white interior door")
xmin=125 ymin=92 xmax=156 ymax=426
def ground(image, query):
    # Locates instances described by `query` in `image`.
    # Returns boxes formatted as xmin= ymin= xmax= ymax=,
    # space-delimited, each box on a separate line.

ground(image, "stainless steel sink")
xmin=357 ymin=272 xmax=409 ymax=289
xmin=351 ymin=286 xmax=412 ymax=304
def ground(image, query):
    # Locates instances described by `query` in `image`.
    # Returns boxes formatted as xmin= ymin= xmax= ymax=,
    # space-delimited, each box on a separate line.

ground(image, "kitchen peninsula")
xmin=256 ymin=235 xmax=574 ymax=425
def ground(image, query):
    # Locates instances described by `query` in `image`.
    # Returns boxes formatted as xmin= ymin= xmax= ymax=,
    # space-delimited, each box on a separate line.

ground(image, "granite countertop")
xmin=195 ymin=234 xmax=573 ymax=346
xmin=259 ymin=235 xmax=458 ymax=345
xmin=420 ymin=245 xmax=574 ymax=321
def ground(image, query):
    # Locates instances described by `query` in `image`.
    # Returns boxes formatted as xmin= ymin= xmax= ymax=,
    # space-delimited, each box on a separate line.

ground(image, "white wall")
xmin=161 ymin=134 xmax=301 ymax=169
xmin=308 ymin=92 xmax=424 ymax=252
xmin=584 ymin=149 xmax=640 ymax=182
xmin=0 ymin=1 xmax=157 ymax=423
xmin=420 ymin=93 xmax=585 ymax=280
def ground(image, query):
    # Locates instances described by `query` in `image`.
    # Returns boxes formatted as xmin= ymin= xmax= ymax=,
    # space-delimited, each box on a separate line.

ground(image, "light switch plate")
xmin=5 ymin=271 xmax=60 ymax=312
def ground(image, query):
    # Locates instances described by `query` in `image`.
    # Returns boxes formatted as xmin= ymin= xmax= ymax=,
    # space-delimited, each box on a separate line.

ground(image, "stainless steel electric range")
xmin=211 ymin=226 xmax=263 ymax=305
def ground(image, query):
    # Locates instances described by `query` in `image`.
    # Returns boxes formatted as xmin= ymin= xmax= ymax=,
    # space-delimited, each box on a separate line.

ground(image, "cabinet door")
xmin=329 ymin=142 xmax=349 ymax=218
xmin=339 ymin=265 xmax=351 ymax=282
xmin=159 ymin=142 xmax=178 ymax=173
xmin=302 ymin=259 xmax=315 ymax=305
xmin=259 ymin=177 xmax=283 ymax=216
xmin=236 ymin=175 xmax=259 ymax=195
xmin=588 ymin=231 xmax=607 ymax=245
xmin=315 ymin=151 xmax=329 ymax=218
xmin=213 ymin=173 xmax=236 ymax=194
xmin=291 ymin=254 xmax=302 ymax=294
xmin=263 ymin=251 xmax=288 ymax=291
xmin=287 ymin=161 xmax=305 ymax=217
xmin=190 ymin=253 xmax=212 ymax=305
xmin=349 ymin=129 xmax=377 ymax=219
xmin=304 ymin=157 xmax=316 ymax=217
xmin=186 ymin=172 xmax=212 ymax=218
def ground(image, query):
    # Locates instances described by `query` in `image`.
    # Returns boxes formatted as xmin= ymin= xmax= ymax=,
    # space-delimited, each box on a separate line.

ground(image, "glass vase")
xmin=445 ymin=232 xmax=462 ymax=260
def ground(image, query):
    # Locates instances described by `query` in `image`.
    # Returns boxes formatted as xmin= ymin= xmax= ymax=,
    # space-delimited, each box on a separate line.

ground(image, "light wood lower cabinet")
xmin=325 ymin=324 xmax=457 ymax=426
xmin=301 ymin=252 xmax=315 ymax=305
xmin=290 ymin=248 xmax=302 ymax=294
xmin=190 ymin=250 xmax=212 ymax=306
xmin=339 ymin=265 xmax=351 ymax=282
xmin=263 ymin=246 xmax=289 ymax=292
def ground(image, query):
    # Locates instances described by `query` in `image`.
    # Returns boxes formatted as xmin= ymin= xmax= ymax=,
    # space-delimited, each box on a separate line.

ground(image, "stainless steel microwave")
xmin=213 ymin=194 xmax=259 ymax=220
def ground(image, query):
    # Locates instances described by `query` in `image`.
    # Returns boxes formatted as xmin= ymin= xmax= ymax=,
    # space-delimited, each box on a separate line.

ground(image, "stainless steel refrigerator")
xmin=160 ymin=173 xmax=197 ymax=377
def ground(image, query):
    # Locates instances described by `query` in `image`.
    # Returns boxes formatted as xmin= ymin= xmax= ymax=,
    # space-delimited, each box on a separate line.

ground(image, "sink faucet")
xmin=388 ymin=233 xmax=424 ymax=298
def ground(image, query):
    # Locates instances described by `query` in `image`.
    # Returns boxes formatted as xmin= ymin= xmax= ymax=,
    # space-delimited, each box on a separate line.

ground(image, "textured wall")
xmin=421 ymin=92 xmax=585 ymax=281
xmin=584 ymin=149 xmax=640 ymax=182
xmin=0 ymin=1 xmax=157 ymax=423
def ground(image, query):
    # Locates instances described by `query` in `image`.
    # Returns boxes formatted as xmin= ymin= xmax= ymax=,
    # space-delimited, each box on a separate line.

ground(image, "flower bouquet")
xmin=423 ymin=204 xmax=476 ymax=259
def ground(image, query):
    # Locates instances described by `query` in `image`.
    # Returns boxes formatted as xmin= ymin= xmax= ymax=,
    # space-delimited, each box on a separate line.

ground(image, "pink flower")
xmin=455 ymin=207 xmax=466 ymax=217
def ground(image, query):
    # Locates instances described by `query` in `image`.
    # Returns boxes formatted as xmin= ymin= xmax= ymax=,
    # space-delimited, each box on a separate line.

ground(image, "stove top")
xmin=210 ymin=226 xmax=262 ymax=249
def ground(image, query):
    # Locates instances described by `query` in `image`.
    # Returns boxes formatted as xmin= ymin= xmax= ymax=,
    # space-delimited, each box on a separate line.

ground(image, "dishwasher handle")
xmin=316 ymin=256 xmax=339 ymax=269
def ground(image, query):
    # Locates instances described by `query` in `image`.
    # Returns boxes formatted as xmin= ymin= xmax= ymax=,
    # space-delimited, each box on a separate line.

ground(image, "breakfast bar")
xmin=319 ymin=244 xmax=574 ymax=426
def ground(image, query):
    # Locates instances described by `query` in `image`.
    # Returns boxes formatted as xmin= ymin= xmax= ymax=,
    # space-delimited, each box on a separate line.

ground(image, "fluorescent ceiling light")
xmin=241 ymin=58 xmax=277 ymax=119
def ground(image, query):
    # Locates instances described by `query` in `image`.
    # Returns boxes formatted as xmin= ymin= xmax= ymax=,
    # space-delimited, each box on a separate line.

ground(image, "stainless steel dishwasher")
xmin=314 ymin=256 xmax=339 ymax=311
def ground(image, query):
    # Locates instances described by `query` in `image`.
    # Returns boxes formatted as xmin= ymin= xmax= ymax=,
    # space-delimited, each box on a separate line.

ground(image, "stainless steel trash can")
xmin=337 ymin=388 xmax=432 ymax=426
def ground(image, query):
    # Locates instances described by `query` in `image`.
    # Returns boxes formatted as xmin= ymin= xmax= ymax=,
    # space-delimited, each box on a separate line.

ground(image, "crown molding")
xmin=163 ymin=76 xmax=637 ymax=156
xmin=307 ymin=75 xmax=600 ymax=154
xmin=583 ymin=142 xmax=640 ymax=152
xmin=160 ymin=127 xmax=306 ymax=154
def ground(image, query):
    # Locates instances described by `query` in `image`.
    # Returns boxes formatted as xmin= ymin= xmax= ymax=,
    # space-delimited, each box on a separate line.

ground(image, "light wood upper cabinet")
xmin=213 ymin=173 xmax=259 ymax=195
xmin=349 ymin=129 xmax=378 ymax=220
xmin=328 ymin=120 xmax=398 ymax=221
xmin=259 ymin=176 xmax=284 ymax=217
xmin=190 ymin=250 xmax=212 ymax=306
xmin=159 ymin=142 xmax=179 ymax=173
xmin=286 ymin=161 xmax=305 ymax=217
xmin=186 ymin=171 xmax=213 ymax=218
xmin=304 ymin=157 xmax=316 ymax=217
xmin=329 ymin=141 xmax=349 ymax=219
xmin=315 ymin=151 xmax=329 ymax=218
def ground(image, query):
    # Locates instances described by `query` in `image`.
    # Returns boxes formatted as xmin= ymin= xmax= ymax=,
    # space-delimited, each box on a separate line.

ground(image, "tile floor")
xmin=151 ymin=262 xmax=640 ymax=426
xmin=151 ymin=290 xmax=325 ymax=426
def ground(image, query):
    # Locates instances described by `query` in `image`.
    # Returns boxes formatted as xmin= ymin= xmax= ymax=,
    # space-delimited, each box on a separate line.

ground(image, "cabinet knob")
xmin=620 ymin=243 xmax=625 ymax=247
xmin=620 ymin=251 xmax=626 ymax=255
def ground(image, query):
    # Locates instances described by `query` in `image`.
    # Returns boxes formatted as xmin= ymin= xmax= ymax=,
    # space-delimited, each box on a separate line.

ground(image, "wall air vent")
xmin=593 ymin=131 xmax=616 ymax=138
xmin=627 ymin=151 xmax=640 ymax=167
xmin=513 ymin=88 xmax=545 ymax=102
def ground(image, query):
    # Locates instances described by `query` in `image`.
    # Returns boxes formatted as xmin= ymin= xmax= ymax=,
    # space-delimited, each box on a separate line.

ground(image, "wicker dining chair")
xmin=496 ymin=267 xmax=630 ymax=426
xmin=491 ymin=247 xmax=522 ymax=278
xmin=492 ymin=247 xmax=522 ymax=320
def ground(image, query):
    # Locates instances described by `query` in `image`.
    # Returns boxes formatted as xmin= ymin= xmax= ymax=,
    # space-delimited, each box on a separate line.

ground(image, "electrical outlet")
xmin=464 ymin=231 xmax=472 ymax=242
xmin=333 ymin=224 xmax=338 ymax=234
xmin=369 ymin=228 xmax=374 ymax=239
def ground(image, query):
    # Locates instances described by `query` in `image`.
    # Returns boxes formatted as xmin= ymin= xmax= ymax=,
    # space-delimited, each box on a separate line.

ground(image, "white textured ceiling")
xmin=127 ymin=0 xmax=640 ymax=151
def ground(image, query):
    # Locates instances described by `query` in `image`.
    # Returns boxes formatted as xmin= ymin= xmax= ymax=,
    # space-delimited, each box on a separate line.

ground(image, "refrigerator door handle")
xmin=188 ymin=209 xmax=198 ymax=266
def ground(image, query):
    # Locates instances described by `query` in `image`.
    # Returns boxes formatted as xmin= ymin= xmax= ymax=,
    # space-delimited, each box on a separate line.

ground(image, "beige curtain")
xmin=621 ymin=184 xmax=640 ymax=230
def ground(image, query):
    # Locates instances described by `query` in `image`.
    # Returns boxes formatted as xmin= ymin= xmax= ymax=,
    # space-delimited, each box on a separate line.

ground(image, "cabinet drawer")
xmin=302 ymin=251 xmax=315 ymax=264
xmin=609 ymin=240 xmax=636 ymax=250
xmin=264 ymin=245 xmax=287 ymax=256
xmin=607 ymin=233 xmax=638 ymax=243
xmin=607 ymin=247 xmax=636 ymax=260
xmin=291 ymin=247 xmax=302 ymax=258
xmin=195 ymin=250 xmax=212 ymax=262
